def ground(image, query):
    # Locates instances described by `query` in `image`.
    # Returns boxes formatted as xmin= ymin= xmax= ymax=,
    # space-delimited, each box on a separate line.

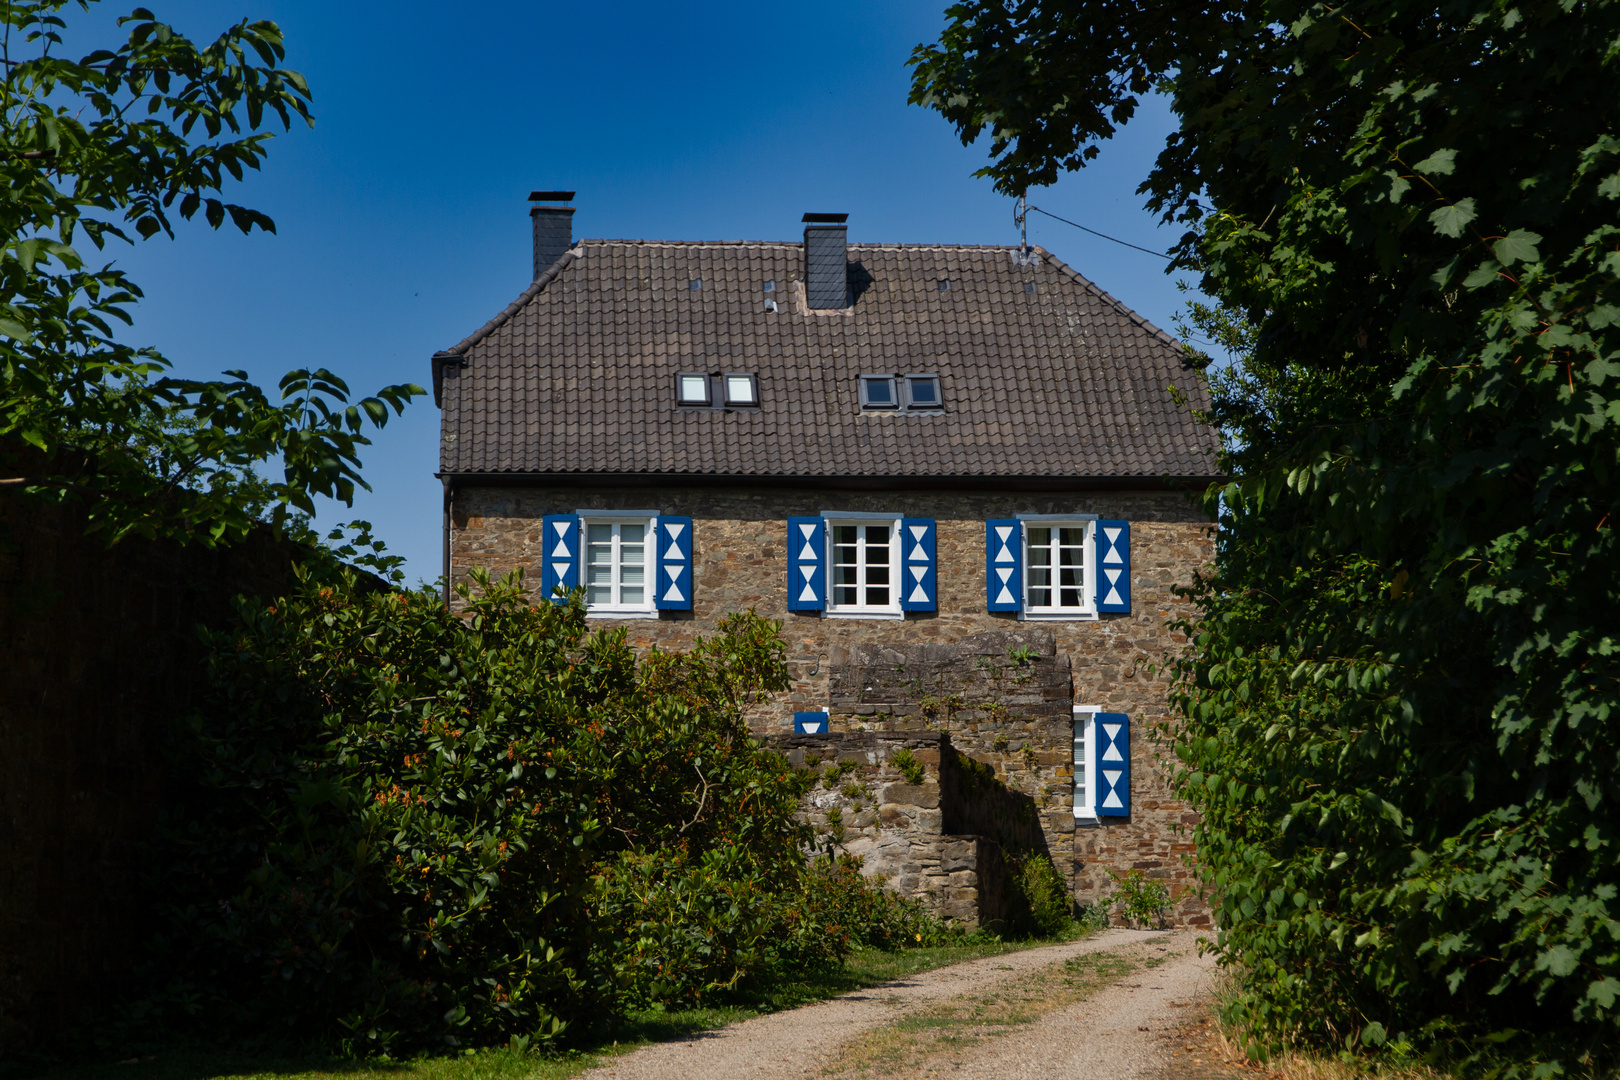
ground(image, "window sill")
xmin=585 ymin=609 xmax=659 ymax=620
xmin=1019 ymin=610 xmax=1099 ymax=622
xmin=1073 ymin=809 xmax=1101 ymax=825
xmin=823 ymin=610 xmax=905 ymax=621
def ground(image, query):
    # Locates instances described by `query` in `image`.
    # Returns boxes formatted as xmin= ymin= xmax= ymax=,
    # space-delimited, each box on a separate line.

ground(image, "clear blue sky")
xmin=96 ymin=0 xmax=1196 ymax=586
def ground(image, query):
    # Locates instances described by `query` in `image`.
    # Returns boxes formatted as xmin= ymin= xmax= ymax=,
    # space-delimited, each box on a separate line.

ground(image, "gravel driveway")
xmin=584 ymin=928 xmax=1215 ymax=1080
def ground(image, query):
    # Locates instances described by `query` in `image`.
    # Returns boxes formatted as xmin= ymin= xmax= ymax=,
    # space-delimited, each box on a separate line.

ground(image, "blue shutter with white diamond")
xmin=540 ymin=514 xmax=580 ymax=604
xmin=1095 ymin=713 xmax=1131 ymax=817
xmin=1095 ymin=520 xmax=1131 ymax=614
xmin=900 ymin=518 xmax=936 ymax=612
xmin=986 ymin=519 xmax=1022 ymax=612
xmin=655 ymin=516 xmax=693 ymax=611
xmin=786 ymin=516 xmax=825 ymax=611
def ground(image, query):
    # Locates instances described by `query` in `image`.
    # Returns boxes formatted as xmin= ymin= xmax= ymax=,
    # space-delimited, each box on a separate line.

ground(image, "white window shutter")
xmin=986 ymin=518 xmax=1022 ymax=611
xmin=1095 ymin=519 xmax=1131 ymax=613
xmin=540 ymin=514 xmax=580 ymax=604
xmin=786 ymin=516 xmax=825 ymax=611
xmin=1095 ymin=713 xmax=1130 ymax=817
xmin=900 ymin=518 xmax=936 ymax=612
xmin=655 ymin=516 xmax=693 ymax=611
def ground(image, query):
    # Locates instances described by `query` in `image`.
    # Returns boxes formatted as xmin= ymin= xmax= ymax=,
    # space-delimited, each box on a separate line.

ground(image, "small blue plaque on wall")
xmin=794 ymin=711 xmax=829 ymax=734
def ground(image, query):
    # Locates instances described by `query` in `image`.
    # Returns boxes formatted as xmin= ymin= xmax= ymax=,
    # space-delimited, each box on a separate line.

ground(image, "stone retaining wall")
xmin=767 ymin=731 xmax=1010 ymax=929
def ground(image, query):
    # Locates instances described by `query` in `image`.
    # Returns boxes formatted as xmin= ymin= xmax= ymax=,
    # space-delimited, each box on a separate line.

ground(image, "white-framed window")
xmin=825 ymin=512 xmax=902 ymax=618
xmin=580 ymin=513 xmax=655 ymax=615
xmin=1073 ymin=705 xmax=1100 ymax=821
xmin=1023 ymin=516 xmax=1096 ymax=620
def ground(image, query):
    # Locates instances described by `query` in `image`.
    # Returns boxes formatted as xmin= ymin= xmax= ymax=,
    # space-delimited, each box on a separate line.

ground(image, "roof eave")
xmin=437 ymin=470 xmax=1225 ymax=494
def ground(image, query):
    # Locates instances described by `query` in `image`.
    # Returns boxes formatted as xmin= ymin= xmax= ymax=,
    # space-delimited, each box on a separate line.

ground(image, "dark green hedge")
xmin=140 ymin=568 xmax=865 ymax=1054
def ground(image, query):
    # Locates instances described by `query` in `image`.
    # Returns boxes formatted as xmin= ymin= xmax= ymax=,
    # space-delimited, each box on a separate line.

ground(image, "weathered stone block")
xmin=880 ymin=783 xmax=939 ymax=808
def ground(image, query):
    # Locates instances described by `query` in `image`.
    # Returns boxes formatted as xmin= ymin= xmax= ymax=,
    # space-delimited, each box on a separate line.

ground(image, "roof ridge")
xmin=577 ymin=238 xmax=1026 ymax=252
xmin=441 ymin=248 xmax=577 ymax=357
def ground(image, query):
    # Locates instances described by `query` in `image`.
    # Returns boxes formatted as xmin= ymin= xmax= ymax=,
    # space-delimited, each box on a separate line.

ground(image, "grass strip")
xmin=823 ymin=938 xmax=1172 ymax=1078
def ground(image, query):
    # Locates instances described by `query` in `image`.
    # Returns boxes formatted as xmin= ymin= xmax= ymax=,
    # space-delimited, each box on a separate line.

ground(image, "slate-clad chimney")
xmin=802 ymin=212 xmax=849 ymax=308
xmin=530 ymin=190 xmax=576 ymax=280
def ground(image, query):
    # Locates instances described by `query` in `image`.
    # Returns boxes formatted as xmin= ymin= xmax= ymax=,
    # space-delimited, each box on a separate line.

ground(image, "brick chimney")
xmin=530 ymin=190 xmax=575 ymax=279
xmin=802 ymin=212 xmax=849 ymax=308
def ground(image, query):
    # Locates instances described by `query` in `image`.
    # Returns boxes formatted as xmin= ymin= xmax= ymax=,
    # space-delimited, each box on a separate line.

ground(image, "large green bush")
xmin=913 ymin=0 xmax=1620 ymax=1072
xmin=145 ymin=567 xmax=845 ymax=1053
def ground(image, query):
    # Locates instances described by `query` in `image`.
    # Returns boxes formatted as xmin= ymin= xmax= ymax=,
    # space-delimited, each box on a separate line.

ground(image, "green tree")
xmin=0 ymin=1 xmax=420 ymax=545
xmin=913 ymin=1 xmax=1620 ymax=1074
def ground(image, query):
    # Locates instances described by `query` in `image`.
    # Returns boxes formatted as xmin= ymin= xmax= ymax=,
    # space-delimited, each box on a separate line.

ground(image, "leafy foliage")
xmin=1104 ymin=869 xmax=1169 ymax=931
xmin=914 ymin=0 xmax=1620 ymax=1074
xmin=147 ymin=568 xmax=922 ymax=1054
xmin=0 ymin=1 xmax=420 ymax=546
xmin=891 ymin=746 xmax=927 ymax=785
xmin=1006 ymin=854 xmax=1074 ymax=939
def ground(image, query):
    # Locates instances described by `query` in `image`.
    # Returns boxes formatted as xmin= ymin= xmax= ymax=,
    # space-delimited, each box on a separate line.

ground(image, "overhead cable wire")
xmin=1024 ymin=204 xmax=1174 ymax=262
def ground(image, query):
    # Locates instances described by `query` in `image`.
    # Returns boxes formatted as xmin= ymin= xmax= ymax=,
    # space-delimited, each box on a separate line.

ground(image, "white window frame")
xmin=821 ymin=511 xmax=903 ymax=619
xmin=575 ymin=509 xmax=658 ymax=618
xmin=1020 ymin=514 xmax=1098 ymax=621
xmin=1073 ymin=705 xmax=1100 ymax=822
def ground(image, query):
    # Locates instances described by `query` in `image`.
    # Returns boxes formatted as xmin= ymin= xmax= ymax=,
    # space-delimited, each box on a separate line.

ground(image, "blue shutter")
xmin=1095 ymin=519 xmax=1131 ymax=614
xmin=655 ymin=516 xmax=693 ymax=611
xmin=786 ymin=516 xmax=825 ymax=611
xmin=540 ymin=514 xmax=580 ymax=604
xmin=900 ymin=518 xmax=936 ymax=612
xmin=794 ymin=711 xmax=829 ymax=734
xmin=1095 ymin=713 xmax=1131 ymax=817
xmin=986 ymin=519 xmax=1022 ymax=612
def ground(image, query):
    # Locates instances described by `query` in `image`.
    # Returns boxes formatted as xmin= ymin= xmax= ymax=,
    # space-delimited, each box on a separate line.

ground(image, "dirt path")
xmin=583 ymin=928 xmax=1216 ymax=1080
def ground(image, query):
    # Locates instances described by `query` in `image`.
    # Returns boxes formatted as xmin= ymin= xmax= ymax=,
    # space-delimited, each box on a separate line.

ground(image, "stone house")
xmin=431 ymin=193 xmax=1220 ymax=927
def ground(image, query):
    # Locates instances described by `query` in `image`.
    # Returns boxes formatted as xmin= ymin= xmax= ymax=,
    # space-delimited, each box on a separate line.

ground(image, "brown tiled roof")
xmin=435 ymin=240 xmax=1219 ymax=481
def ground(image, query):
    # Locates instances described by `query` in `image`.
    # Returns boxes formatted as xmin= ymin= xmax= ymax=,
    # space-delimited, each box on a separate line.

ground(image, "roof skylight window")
xmin=906 ymin=375 xmax=943 ymax=409
xmin=762 ymin=280 xmax=775 ymax=292
xmin=678 ymin=373 xmax=711 ymax=405
xmin=860 ymin=375 xmax=898 ymax=409
xmin=689 ymin=278 xmax=702 ymax=291
xmin=724 ymin=374 xmax=758 ymax=406
xmin=1024 ymin=281 xmax=1037 ymax=294
xmin=937 ymin=279 xmax=952 ymax=292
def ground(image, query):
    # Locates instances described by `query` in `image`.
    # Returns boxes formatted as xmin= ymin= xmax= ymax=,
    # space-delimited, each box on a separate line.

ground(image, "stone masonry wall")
xmin=830 ymin=631 xmax=1066 ymax=864
xmin=766 ymin=731 xmax=1010 ymax=930
xmin=451 ymin=484 xmax=1214 ymax=927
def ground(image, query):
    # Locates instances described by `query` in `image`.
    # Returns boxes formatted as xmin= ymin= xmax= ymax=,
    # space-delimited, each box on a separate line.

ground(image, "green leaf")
xmin=1429 ymin=198 xmax=1477 ymax=238
xmin=1413 ymin=149 xmax=1457 ymax=176
xmin=1538 ymin=945 xmax=1579 ymax=976
xmin=1463 ymin=260 xmax=1503 ymax=289
xmin=1492 ymin=229 xmax=1542 ymax=266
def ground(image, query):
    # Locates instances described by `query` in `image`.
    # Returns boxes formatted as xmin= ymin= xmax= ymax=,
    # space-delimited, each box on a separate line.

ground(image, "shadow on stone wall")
xmin=766 ymin=729 xmax=1056 ymax=931
xmin=826 ymin=630 xmax=1074 ymax=881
